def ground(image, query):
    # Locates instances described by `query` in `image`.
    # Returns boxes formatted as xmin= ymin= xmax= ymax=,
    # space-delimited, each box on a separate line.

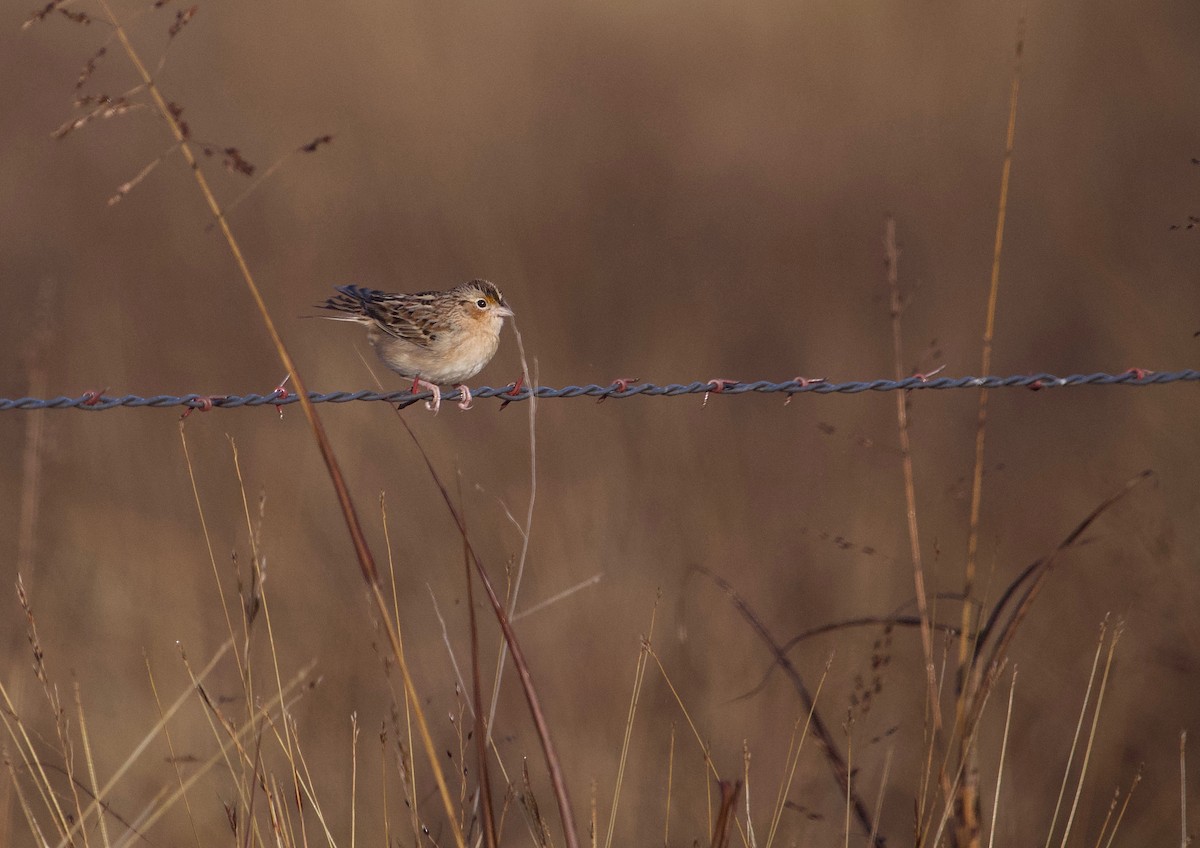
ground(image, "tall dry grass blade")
xmin=663 ymin=723 xmax=675 ymax=848
xmin=462 ymin=507 xmax=499 ymax=848
xmin=1181 ymin=731 xmax=1189 ymax=848
xmin=1058 ymin=623 xmax=1123 ymax=848
xmin=513 ymin=575 xmax=603 ymax=623
xmin=485 ymin=327 xmax=537 ymax=746
xmin=143 ymin=654 xmax=202 ymax=848
xmin=868 ymin=745 xmax=894 ymax=848
xmin=178 ymin=423 xmax=245 ymax=685
xmin=883 ymin=218 xmax=941 ymax=740
xmin=954 ymin=23 xmax=1025 ymax=847
xmin=604 ymin=596 xmax=659 ymax=848
xmin=743 ymin=742 xmax=756 ymax=848
xmin=1042 ymin=622 xmax=1108 ymax=848
xmin=843 ymin=717 xmax=852 ymax=848
xmin=73 ymin=683 xmax=111 ymax=848
xmin=764 ymin=673 xmax=835 ymax=848
xmin=960 ymin=17 xmax=1026 ymax=657
xmin=377 ymin=494 xmax=423 ymax=845
xmin=1101 ymin=766 xmax=1142 ymax=848
xmin=350 ymin=715 xmax=359 ymax=848
xmin=986 ymin=667 xmax=1017 ymax=848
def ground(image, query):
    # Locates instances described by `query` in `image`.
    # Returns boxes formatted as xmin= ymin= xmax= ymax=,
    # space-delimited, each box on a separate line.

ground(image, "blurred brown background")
xmin=2 ymin=0 xmax=1200 ymax=844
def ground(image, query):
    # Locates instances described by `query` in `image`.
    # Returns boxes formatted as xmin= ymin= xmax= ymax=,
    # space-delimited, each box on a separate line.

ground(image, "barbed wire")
xmin=0 ymin=369 xmax=1195 ymax=412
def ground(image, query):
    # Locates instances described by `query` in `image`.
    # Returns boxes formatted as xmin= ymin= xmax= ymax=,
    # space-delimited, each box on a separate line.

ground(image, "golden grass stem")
xmin=1058 ymin=622 xmax=1123 ymax=848
xmin=74 ymin=683 xmax=111 ymax=848
xmin=764 ymin=657 xmax=832 ymax=848
xmin=868 ymin=745 xmax=893 ymax=848
xmin=664 ymin=722 xmax=675 ymax=848
xmin=604 ymin=596 xmax=659 ymax=848
xmin=485 ymin=327 xmax=538 ymax=738
xmin=1181 ymin=731 xmax=1189 ymax=848
xmin=883 ymin=215 xmax=942 ymax=735
xmin=1043 ymin=621 xmax=1108 ymax=848
xmin=987 ymin=667 xmax=1018 ymax=848
xmin=1102 ymin=766 xmax=1142 ymax=848
xmin=143 ymin=654 xmax=203 ymax=848
xmin=959 ymin=14 xmax=1025 ymax=678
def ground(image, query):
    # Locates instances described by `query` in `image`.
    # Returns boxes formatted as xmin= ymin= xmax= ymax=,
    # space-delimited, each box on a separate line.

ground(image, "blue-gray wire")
xmin=1 ymin=369 xmax=1196 ymax=412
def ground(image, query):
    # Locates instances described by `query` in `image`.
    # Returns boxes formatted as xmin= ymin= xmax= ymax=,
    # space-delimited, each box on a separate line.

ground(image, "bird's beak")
xmin=497 ymin=301 xmax=514 ymax=318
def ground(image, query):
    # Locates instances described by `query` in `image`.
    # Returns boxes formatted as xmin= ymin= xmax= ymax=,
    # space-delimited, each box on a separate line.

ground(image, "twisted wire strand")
xmin=0 ymin=369 xmax=1196 ymax=412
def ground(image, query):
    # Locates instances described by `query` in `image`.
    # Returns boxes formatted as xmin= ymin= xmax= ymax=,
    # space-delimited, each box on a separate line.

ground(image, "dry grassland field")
xmin=2 ymin=1 xmax=1200 ymax=846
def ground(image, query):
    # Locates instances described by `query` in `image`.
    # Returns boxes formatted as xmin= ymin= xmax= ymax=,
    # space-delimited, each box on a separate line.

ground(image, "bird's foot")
xmin=410 ymin=377 xmax=442 ymax=414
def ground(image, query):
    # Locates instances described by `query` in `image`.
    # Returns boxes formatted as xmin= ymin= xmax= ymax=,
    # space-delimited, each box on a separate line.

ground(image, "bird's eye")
xmin=475 ymin=298 xmax=488 ymax=309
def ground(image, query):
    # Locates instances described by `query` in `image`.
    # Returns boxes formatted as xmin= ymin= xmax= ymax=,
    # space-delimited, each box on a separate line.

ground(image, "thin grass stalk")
xmin=1058 ymin=623 xmax=1123 ymax=848
xmin=1042 ymin=622 xmax=1107 ymax=848
xmin=350 ymin=715 xmax=359 ymax=848
xmin=764 ymin=656 xmax=832 ymax=848
xmin=663 ymin=723 xmax=675 ymax=848
xmin=143 ymin=655 xmax=203 ymax=848
xmin=1101 ymin=767 xmax=1141 ymax=848
xmin=986 ymin=668 xmax=1017 ymax=848
xmin=884 ymin=217 xmax=941 ymax=740
xmin=868 ymin=746 xmax=894 ymax=848
xmin=74 ymin=683 xmax=111 ymax=848
xmin=604 ymin=598 xmax=658 ymax=848
xmin=464 ymin=521 xmax=499 ymax=848
xmin=1181 ymin=732 xmax=1189 ymax=848
xmin=843 ymin=721 xmax=852 ymax=848
xmin=743 ymin=742 xmax=756 ymax=848
xmin=953 ymin=25 xmax=1025 ymax=847
xmin=178 ymin=423 xmax=246 ymax=686
xmin=486 ymin=330 xmax=538 ymax=740
xmin=960 ymin=18 xmax=1025 ymax=665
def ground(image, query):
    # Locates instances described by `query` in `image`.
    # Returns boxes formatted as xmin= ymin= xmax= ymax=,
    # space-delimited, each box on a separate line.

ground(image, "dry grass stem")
xmin=764 ymin=656 xmax=833 ymax=848
xmin=604 ymin=596 xmax=659 ymax=848
xmin=883 ymin=217 xmax=942 ymax=741
xmin=1043 ymin=621 xmax=1109 ymax=848
xmin=1181 ymin=731 xmax=1189 ymax=848
xmin=986 ymin=667 xmax=1018 ymax=848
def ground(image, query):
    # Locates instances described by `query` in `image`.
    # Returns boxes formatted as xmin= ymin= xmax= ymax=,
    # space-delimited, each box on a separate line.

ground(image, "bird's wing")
xmin=321 ymin=286 xmax=450 ymax=348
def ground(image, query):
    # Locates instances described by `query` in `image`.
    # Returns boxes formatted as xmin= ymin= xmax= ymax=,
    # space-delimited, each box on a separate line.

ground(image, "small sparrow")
xmin=315 ymin=279 xmax=513 ymax=412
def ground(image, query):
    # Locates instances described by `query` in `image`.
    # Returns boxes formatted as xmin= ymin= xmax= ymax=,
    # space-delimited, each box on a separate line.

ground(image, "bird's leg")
xmin=410 ymin=376 xmax=442 ymax=414
xmin=454 ymin=384 xmax=473 ymax=411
